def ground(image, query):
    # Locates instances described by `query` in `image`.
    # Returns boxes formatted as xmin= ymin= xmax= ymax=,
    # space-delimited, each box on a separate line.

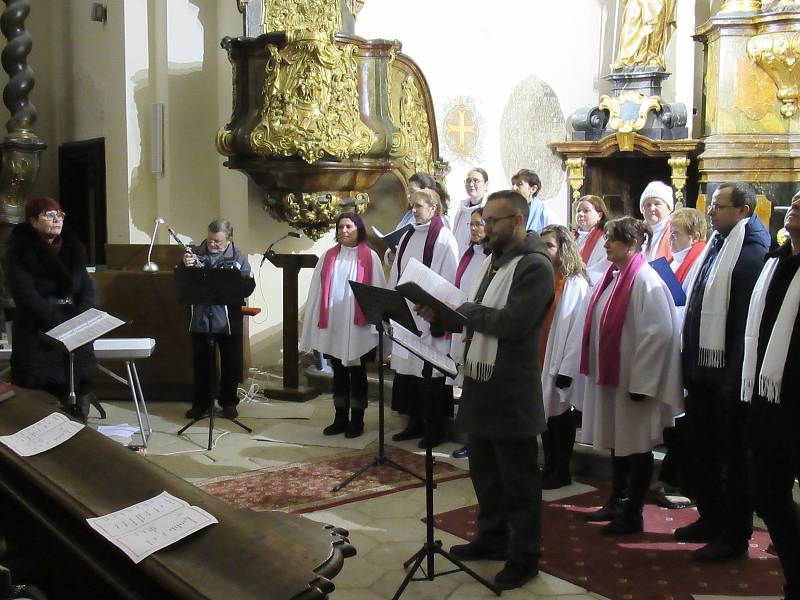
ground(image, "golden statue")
xmin=611 ymin=0 xmax=677 ymax=70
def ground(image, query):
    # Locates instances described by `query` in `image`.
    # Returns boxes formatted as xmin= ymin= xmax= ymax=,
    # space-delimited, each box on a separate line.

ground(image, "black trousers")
xmin=191 ymin=332 xmax=243 ymax=409
xmin=658 ymin=415 xmax=687 ymax=491
xmin=327 ymin=354 xmax=368 ymax=411
xmin=684 ymin=384 xmax=752 ymax=547
xmin=467 ymin=435 xmax=541 ymax=568
xmin=750 ymin=408 xmax=800 ymax=600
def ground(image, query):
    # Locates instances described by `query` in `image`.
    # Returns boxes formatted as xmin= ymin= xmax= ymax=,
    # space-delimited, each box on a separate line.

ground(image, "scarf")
xmin=692 ymin=218 xmax=749 ymax=368
xmin=741 ymin=255 xmax=800 ymax=404
xmin=673 ymin=241 xmax=706 ymax=284
xmin=318 ymin=242 xmax=372 ymax=328
xmin=579 ymin=227 xmax=604 ymax=264
xmin=396 ymin=216 xmax=444 ymax=272
xmin=525 ymin=198 xmax=547 ymax=233
xmin=539 ymin=272 xmax=565 ymax=367
xmin=580 ymin=252 xmax=646 ymax=386
xmin=459 ymin=255 xmax=523 ymax=382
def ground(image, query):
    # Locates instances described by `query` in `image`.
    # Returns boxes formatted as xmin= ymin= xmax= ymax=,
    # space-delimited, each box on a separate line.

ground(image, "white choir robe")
xmin=448 ymin=243 xmax=490 ymax=385
xmin=576 ymin=229 xmax=611 ymax=287
xmin=669 ymin=244 xmax=703 ymax=329
xmin=579 ymin=264 xmax=684 ymax=457
xmin=643 ymin=220 xmax=670 ymax=261
xmin=541 ymin=274 xmax=592 ymax=419
xmin=300 ymin=244 xmax=386 ymax=366
xmin=451 ymin=198 xmax=486 ymax=256
xmin=388 ymin=221 xmax=459 ymax=378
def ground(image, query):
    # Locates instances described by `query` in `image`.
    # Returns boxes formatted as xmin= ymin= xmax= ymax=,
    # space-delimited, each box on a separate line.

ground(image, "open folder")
xmin=649 ymin=257 xmax=687 ymax=307
xmin=44 ymin=308 xmax=126 ymax=353
xmin=372 ymin=224 xmax=414 ymax=249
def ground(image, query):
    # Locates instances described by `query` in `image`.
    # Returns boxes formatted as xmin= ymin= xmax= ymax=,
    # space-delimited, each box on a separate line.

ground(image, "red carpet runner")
xmin=431 ymin=482 xmax=783 ymax=600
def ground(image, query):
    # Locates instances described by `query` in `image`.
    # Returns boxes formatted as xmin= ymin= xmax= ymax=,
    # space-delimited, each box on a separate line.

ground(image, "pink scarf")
xmin=396 ymin=216 xmax=444 ymax=273
xmin=579 ymin=252 xmax=646 ymax=387
xmin=318 ymin=242 xmax=372 ymax=329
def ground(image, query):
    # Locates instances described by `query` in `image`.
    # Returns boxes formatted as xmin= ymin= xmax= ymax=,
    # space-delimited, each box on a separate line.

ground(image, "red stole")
xmin=318 ymin=242 xmax=372 ymax=328
xmin=653 ymin=223 xmax=673 ymax=262
xmin=396 ymin=216 xmax=444 ymax=273
xmin=673 ymin=241 xmax=706 ymax=284
xmin=579 ymin=227 xmax=603 ymax=264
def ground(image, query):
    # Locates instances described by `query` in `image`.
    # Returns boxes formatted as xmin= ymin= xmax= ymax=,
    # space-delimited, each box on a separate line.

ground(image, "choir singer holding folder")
xmin=416 ymin=190 xmax=554 ymax=590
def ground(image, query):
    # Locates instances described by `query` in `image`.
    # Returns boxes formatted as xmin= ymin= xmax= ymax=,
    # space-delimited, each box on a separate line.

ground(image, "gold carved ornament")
xmin=747 ymin=32 xmax=800 ymax=118
xmin=262 ymin=0 xmax=341 ymax=37
xmin=565 ymin=157 xmax=586 ymax=228
xmin=598 ymin=91 xmax=662 ymax=151
xmin=250 ymin=31 xmax=375 ymax=164
xmin=390 ymin=75 xmax=435 ymax=175
xmin=271 ymin=191 xmax=370 ymax=240
xmin=668 ymin=155 xmax=690 ymax=208
xmin=611 ymin=0 xmax=677 ymax=70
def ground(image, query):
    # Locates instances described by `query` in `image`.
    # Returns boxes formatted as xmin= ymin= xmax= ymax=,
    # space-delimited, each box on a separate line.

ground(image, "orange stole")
xmin=539 ymin=272 xmax=565 ymax=367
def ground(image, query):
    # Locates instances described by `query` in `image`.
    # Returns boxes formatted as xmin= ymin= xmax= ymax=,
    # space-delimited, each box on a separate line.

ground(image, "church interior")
xmin=0 ymin=0 xmax=798 ymax=598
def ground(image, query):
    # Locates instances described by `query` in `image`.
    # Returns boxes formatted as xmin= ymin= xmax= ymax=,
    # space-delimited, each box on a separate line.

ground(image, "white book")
xmin=45 ymin=308 xmax=126 ymax=353
xmin=389 ymin=320 xmax=458 ymax=378
xmin=86 ymin=491 xmax=218 ymax=564
xmin=398 ymin=258 xmax=466 ymax=307
xmin=0 ymin=412 xmax=84 ymax=456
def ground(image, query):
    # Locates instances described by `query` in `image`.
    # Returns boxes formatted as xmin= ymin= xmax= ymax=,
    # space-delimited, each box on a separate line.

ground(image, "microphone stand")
xmin=143 ymin=218 xmax=165 ymax=272
xmin=261 ymin=231 xmax=301 ymax=267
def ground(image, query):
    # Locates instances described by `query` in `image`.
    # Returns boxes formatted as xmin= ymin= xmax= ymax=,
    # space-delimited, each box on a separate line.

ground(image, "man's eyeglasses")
xmin=707 ymin=203 xmax=735 ymax=213
xmin=483 ymin=214 xmax=516 ymax=226
xmin=41 ymin=210 xmax=66 ymax=221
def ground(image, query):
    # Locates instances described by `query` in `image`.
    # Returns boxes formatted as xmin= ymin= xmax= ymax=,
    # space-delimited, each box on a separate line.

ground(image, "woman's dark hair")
xmin=335 ymin=212 xmax=367 ymax=244
xmin=409 ymin=172 xmax=450 ymax=215
xmin=604 ymin=216 xmax=652 ymax=252
xmin=511 ymin=169 xmax=542 ymax=197
xmin=577 ymin=194 xmax=611 ymax=229
xmin=467 ymin=167 xmax=489 ymax=183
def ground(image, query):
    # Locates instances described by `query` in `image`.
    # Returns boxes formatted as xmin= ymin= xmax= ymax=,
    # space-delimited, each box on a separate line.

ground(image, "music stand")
xmin=331 ymin=282 xmax=425 ymax=492
xmin=385 ymin=323 xmax=500 ymax=599
xmin=173 ymin=266 xmax=256 ymax=450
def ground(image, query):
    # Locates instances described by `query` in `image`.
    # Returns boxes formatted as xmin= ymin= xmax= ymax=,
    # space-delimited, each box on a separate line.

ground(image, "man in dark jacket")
xmin=183 ymin=219 xmax=255 ymax=420
xmin=746 ymin=192 xmax=800 ymax=600
xmin=677 ymin=183 xmax=770 ymax=561
xmin=421 ymin=190 xmax=554 ymax=590
xmin=7 ymin=196 xmax=98 ymax=421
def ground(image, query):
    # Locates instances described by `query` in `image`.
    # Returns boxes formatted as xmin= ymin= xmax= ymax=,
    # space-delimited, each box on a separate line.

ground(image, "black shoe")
xmin=542 ymin=470 xmax=572 ymax=490
xmin=452 ymin=446 xmax=468 ymax=459
xmin=601 ymin=513 xmax=643 ymax=535
xmin=449 ymin=542 xmax=508 ymax=562
xmin=674 ymin=518 xmax=717 ymax=543
xmin=692 ymin=540 xmax=748 ymax=563
xmin=323 ymin=408 xmax=349 ymax=435
xmin=391 ymin=422 xmax=424 ymax=441
xmin=417 ymin=430 xmax=446 ymax=449
xmin=344 ymin=409 xmax=364 ymax=438
xmin=221 ymin=405 xmax=238 ymax=419
xmin=585 ymin=501 xmax=626 ymax=522
xmin=494 ymin=562 xmax=539 ymax=590
xmin=185 ymin=406 xmax=208 ymax=420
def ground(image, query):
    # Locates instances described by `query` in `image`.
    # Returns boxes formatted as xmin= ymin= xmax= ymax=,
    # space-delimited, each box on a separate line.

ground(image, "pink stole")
xmin=579 ymin=252 xmax=646 ymax=387
xmin=318 ymin=242 xmax=372 ymax=328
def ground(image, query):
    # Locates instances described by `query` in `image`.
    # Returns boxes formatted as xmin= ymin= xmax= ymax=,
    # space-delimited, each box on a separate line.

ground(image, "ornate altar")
xmin=218 ymin=0 xmax=445 ymax=239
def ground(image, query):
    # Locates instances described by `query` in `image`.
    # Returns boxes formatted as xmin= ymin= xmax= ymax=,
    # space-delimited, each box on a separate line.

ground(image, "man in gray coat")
xmin=419 ymin=190 xmax=554 ymax=590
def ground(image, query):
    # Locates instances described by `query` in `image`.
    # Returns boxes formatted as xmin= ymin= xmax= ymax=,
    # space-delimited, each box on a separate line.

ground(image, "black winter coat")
xmin=7 ymin=223 xmax=98 ymax=391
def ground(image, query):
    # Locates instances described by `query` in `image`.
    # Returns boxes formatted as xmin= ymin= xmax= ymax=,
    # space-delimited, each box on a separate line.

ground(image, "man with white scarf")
xmin=743 ymin=192 xmax=800 ymax=600
xmin=416 ymin=190 xmax=554 ymax=590
xmin=677 ymin=183 xmax=770 ymax=562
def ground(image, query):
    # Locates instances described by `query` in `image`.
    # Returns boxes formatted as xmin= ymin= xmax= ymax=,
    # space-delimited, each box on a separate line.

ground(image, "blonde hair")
xmin=410 ymin=188 xmax=442 ymax=216
xmin=669 ymin=207 xmax=707 ymax=240
xmin=540 ymin=224 xmax=589 ymax=281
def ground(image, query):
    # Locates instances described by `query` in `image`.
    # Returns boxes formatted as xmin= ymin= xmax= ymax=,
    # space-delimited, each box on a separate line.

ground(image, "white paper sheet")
xmin=389 ymin=320 xmax=457 ymax=378
xmin=86 ymin=491 xmax=218 ymax=564
xmin=45 ymin=308 xmax=126 ymax=353
xmin=0 ymin=412 xmax=84 ymax=456
xmin=398 ymin=258 xmax=467 ymax=307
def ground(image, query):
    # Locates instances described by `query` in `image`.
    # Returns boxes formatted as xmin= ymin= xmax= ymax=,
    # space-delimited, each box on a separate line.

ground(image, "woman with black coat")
xmin=6 ymin=196 xmax=98 ymax=421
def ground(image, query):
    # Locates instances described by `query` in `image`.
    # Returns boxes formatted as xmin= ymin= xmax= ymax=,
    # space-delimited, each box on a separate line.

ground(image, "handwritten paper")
xmin=0 ymin=412 xmax=84 ymax=456
xmin=86 ymin=491 xmax=218 ymax=563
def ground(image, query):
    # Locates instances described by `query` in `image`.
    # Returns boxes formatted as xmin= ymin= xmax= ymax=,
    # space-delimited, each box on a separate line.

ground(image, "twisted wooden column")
xmin=0 ymin=0 xmax=46 ymax=311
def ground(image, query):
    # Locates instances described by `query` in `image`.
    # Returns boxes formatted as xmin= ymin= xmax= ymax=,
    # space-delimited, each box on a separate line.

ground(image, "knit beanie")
xmin=639 ymin=181 xmax=674 ymax=214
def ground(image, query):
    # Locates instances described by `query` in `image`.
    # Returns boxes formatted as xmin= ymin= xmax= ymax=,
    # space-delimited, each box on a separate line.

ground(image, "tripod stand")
xmin=332 ymin=282 xmax=425 ymax=492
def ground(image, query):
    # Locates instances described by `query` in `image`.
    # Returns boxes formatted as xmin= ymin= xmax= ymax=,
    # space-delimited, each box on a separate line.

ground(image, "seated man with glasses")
xmin=183 ymin=219 xmax=255 ymax=420
xmin=7 ymin=196 xmax=98 ymax=422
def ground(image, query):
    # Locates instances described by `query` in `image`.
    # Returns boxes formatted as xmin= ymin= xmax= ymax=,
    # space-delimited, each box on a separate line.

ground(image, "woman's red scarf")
xmin=579 ymin=227 xmax=603 ymax=264
xmin=580 ymin=252 xmax=646 ymax=387
xmin=396 ymin=216 xmax=444 ymax=272
xmin=653 ymin=223 xmax=673 ymax=262
xmin=318 ymin=242 xmax=372 ymax=328
xmin=673 ymin=241 xmax=706 ymax=284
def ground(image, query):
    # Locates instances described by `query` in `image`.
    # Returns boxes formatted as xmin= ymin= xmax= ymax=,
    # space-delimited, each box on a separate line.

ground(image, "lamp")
xmin=143 ymin=218 xmax=165 ymax=272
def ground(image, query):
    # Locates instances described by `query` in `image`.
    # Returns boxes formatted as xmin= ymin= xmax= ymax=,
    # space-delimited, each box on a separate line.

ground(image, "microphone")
xmin=261 ymin=231 xmax=302 ymax=266
xmin=143 ymin=217 xmax=165 ymax=272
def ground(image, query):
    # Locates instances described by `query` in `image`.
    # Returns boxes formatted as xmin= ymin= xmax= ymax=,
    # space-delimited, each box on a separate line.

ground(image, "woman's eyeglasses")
xmin=41 ymin=210 xmax=66 ymax=221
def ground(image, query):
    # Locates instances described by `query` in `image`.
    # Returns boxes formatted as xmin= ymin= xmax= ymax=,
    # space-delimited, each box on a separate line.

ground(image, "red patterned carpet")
xmin=431 ymin=481 xmax=783 ymax=600
xmin=199 ymin=447 xmax=468 ymax=514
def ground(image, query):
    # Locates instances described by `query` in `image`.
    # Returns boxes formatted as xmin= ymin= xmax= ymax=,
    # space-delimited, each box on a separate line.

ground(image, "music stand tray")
xmin=173 ymin=266 xmax=255 ymax=450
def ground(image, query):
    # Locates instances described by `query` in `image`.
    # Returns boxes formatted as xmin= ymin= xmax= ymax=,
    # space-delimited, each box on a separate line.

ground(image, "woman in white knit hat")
xmin=640 ymin=181 xmax=674 ymax=262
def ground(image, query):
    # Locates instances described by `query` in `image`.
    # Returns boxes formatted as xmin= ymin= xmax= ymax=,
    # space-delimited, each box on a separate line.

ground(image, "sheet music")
xmin=46 ymin=308 xmax=126 ymax=353
xmin=86 ymin=491 xmax=218 ymax=564
xmin=389 ymin=320 xmax=458 ymax=378
xmin=398 ymin=258 xmax=467 ymax=307
xmin=0 ymin=412 xmax=84 ymax=457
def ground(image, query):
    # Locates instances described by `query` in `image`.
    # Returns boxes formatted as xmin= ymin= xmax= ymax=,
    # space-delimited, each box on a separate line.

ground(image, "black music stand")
xmin=331 ymin=282 xmax=425 ymax=492
xmin=174 ymin=266 xmax=256 ymax=450
xmin=386 ymin=324 xmax=500 ymax=599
